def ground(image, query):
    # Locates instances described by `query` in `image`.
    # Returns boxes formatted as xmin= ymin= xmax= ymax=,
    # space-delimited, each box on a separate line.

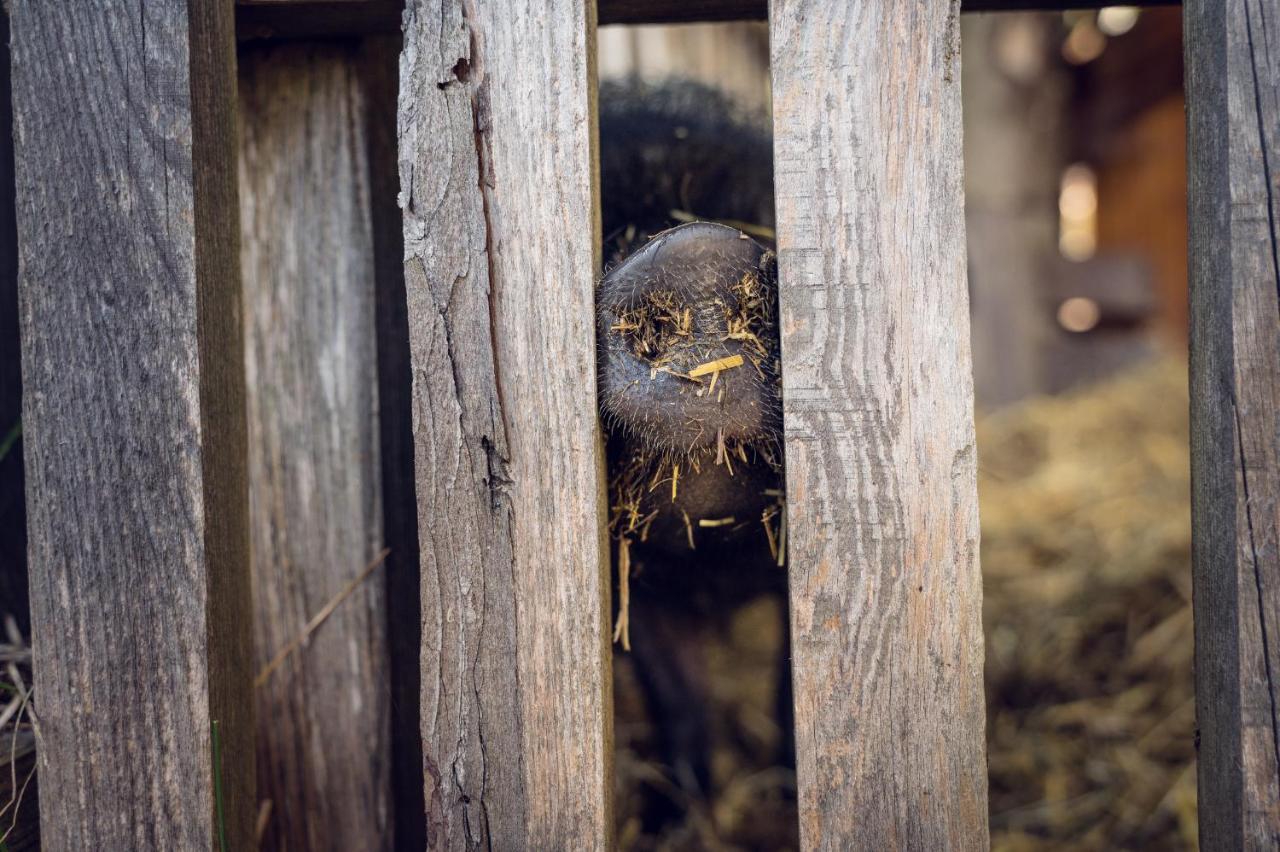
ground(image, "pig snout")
xmin=598 ymin=221 xmax=781 ymax=456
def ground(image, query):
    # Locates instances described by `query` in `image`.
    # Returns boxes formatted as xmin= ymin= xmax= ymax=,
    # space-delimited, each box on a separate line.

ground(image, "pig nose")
xmin=598 ymin=221 xmax=781 ymax=455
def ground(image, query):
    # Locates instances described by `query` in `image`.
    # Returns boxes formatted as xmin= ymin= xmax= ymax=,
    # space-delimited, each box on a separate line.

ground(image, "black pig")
xmin=598 ymin=79 xmax=793 ymax=839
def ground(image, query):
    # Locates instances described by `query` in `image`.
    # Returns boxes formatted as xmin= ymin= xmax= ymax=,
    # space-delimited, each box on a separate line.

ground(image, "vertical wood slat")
xmin=10 ymin=2 xmax=251 ymax=850
xmin=399 ymin=1 xmax=611 ymax=848
xmin=1186 ymin=0 xmax=1280 ymax=847
xmin=238 ymin=44 xmax=391 ymax=851
xmin=769 ymin=2 xmax=990 ymax=848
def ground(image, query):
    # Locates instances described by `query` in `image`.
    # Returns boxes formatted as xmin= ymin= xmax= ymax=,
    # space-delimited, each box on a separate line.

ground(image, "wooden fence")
xmin=0 ymin=0 xmax=1274 ymax=848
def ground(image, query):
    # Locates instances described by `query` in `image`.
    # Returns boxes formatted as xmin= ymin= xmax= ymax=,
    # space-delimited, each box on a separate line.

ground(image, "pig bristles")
xmin=612 ymin=536 xmax=633 ymax=651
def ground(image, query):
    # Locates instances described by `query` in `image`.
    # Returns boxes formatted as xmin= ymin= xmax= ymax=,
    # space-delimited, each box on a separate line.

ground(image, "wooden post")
xmin=10 ymin=2 xmax=251 ymax=849
xmin=1186 ymin=0 xmax=1280 ymax=846
xmin=238 ymin=43 xmax=391 ymax=850
xmin=769 ymin=2 xmax=989 ymax=848
xmin=399 ymin=1 xmax=611 ymax=847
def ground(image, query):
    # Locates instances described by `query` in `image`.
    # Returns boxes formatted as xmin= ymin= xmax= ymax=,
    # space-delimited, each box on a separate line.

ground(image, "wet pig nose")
xmin=597 ymin=222 xmax=781 ymax=454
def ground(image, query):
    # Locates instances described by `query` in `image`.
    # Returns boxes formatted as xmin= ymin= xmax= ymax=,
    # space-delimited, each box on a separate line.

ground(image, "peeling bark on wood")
xmin=10 ymin=1 xmax=252 ymax=849
xmin=1187 ymin=0 xmax=1280 ymax=847
xmin=399 ymin=0 xmax=611 ymax=847
xmin=238 ymin=43 xmax=391 ymax=851
xmin=769 ymin=2 xmax=989 ymax=848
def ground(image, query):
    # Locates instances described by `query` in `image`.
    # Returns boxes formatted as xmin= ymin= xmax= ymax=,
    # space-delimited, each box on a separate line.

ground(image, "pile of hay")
xmin=980 ymin=354 xmax=1195 ymax=850
xmin=615 ymin=353 xmax=1195 ymax=850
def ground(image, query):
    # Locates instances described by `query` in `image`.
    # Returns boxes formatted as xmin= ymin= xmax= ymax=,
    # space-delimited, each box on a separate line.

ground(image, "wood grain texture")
xmin=1186 ymin=0 xmax=1280 ymax=847
xmin=238 ymin=43 xmax=391 ymax=851
xmin=399 ymin=0 xmax=612 ymax=846
xmin=769 ymin=2 xmax=989 ymax=848
xmin=10 ymin=1 xmax=251 ymax=849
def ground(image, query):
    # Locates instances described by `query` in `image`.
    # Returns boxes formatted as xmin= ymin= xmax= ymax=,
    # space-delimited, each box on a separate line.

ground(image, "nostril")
xmin=610 ymin=289 xmax=693 ymax=365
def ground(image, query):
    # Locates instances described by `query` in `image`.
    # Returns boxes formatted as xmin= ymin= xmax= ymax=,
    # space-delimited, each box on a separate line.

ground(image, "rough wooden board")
xmin=10 ymin=1 xmax=252 ymax=849
xmin=400 ymin=0 xmax=611 ymax=846
xmin=360 ymin=33 xmax=428 ymax=852
xmin=238 ymin=43 xmax=391 ymax=851
xmin=1186 ymin=0 xmax=1280 ymax=846
xmin=769 ymin=2 xmax=989 ymax=848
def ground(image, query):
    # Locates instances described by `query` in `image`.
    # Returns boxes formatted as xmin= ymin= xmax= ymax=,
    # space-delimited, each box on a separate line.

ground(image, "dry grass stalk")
xmin=688 ymin=354 xmax=744 ymax=379
xmin=613 ymin=536 xmax=634 ymax=652
xmin=255 ymin=548 xmax=390 ymax=688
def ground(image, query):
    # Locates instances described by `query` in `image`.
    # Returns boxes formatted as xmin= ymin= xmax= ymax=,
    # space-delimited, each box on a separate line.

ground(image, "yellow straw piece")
xmin=688 ymin=354 xmax=744 ymax=378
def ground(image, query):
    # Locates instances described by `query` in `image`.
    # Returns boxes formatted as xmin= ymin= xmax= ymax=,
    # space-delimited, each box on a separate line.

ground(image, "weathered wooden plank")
xmin=1186 ymin=0 xmax=1280 ymax=847
xmin=234 ymin=0 xmax=1181 ymax=39
xmin=10 ymin=2 xmax=251 ymax=850
xmin=238 ymin=43 xmax=391 ymax=851
xmin=400 ymin=0 xmax=611 ymax=847
xmin=769 ymin=2 xmax=988 ymax=848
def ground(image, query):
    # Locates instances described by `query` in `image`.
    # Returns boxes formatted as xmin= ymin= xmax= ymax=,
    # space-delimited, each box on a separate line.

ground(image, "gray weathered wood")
xmin=10 ymin=1 xmax=251 ymax=849
xmin=238 ymin=43 xmax=391 ymax=851
xmin=1186 ymin=0 xmax=1280 ymax=847
xmin=400 ymin=0 xmax=611 ymax=846
xmin=769 ymin=2 xmax=989 ymax=848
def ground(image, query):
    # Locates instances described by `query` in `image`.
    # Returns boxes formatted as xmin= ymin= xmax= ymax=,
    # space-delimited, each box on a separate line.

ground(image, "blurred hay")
xmin=980 ymin=353 xmax=1195 ymax=850
xmin=616 ymin=353 xmax=1194 ymax=850
xmin=615 ymin=595 xmax=797 ymax=852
